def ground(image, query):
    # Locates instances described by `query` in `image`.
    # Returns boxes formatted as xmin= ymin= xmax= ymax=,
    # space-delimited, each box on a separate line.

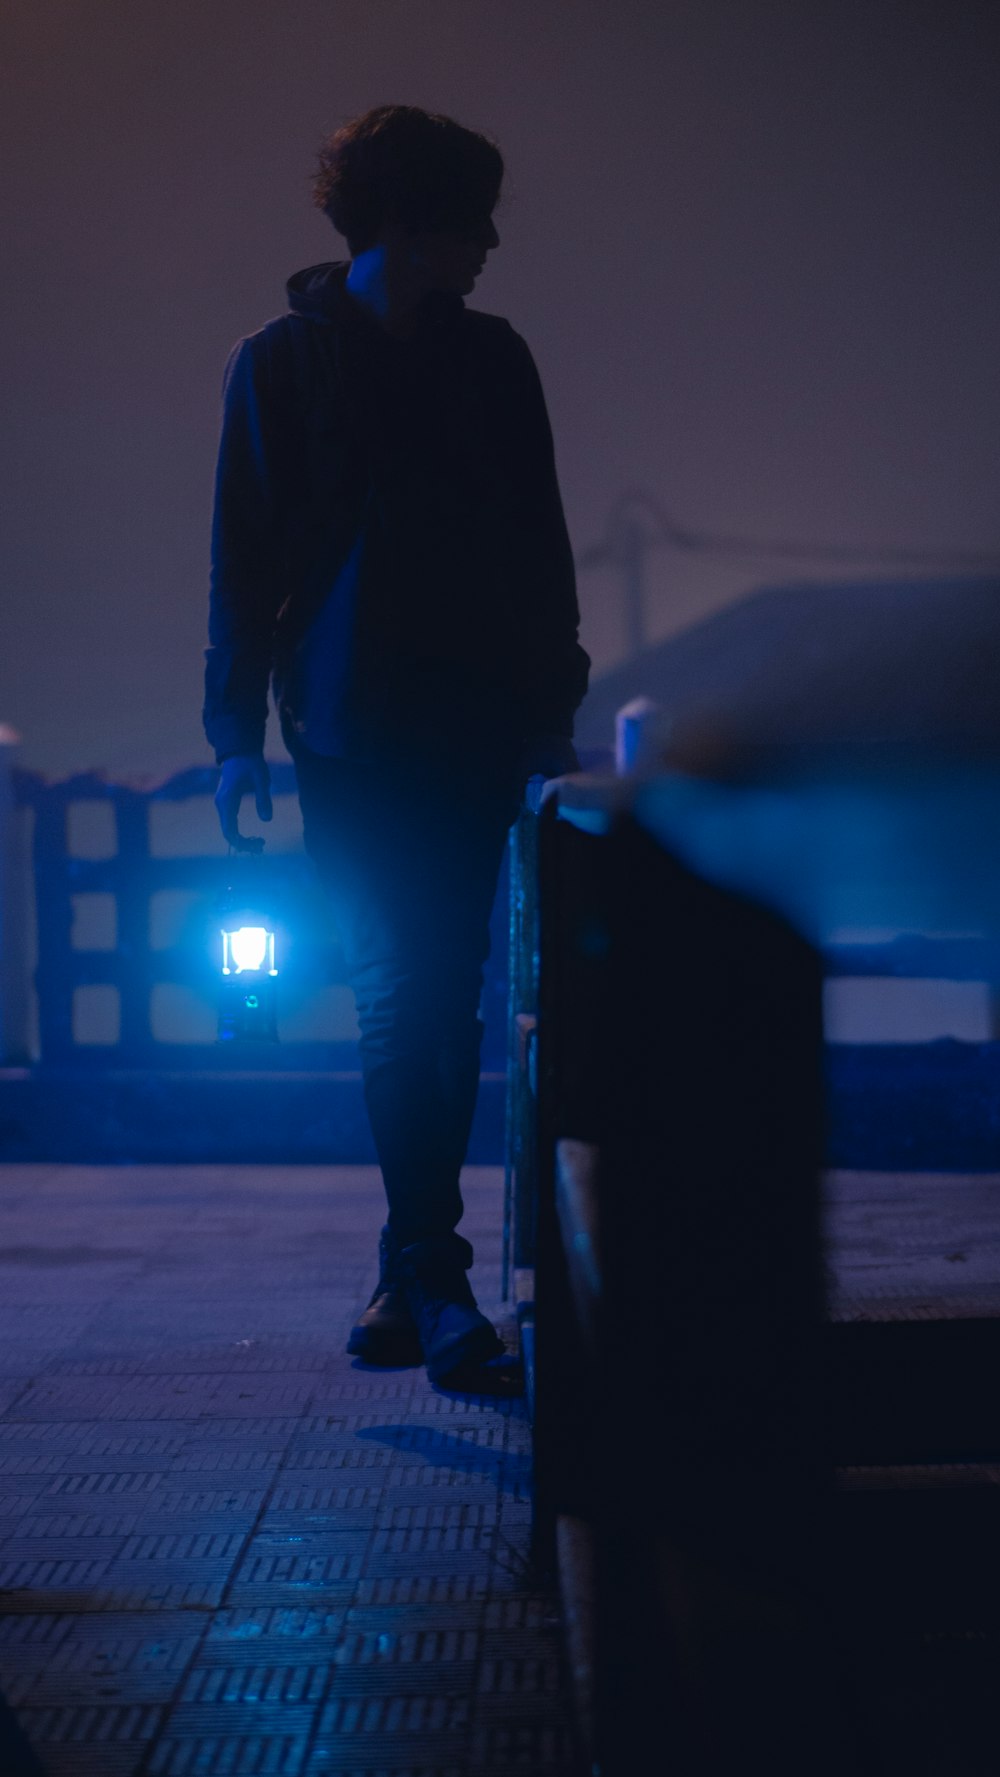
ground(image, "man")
xmin=204 ymin=105 xmax=589 ymax=1388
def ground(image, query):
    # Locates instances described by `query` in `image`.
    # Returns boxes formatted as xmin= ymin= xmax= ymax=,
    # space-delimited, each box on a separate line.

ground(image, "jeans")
xmin=294 ymin=744 xmax=522 ymax=1246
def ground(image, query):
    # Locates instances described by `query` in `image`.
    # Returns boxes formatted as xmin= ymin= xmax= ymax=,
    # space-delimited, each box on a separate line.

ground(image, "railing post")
xmin=32 ymin=788 xmax=74 ymax=1064
xmin=0 ymin=725 xmax=28 ymax=1062
xmin=114 ymin=789 xmax=153 ymax=1055
xmin=614 ymin=695 xmax=666 ymax=774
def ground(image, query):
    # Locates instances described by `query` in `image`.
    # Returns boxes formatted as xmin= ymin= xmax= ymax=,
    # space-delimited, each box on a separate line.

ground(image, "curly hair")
xmin=313 ymin=105 xmax=503 ymax=255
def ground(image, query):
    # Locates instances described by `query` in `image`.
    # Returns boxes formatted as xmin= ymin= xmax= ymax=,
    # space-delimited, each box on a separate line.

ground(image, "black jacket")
xmin=204 ymin=261 xmax=590 ymax=764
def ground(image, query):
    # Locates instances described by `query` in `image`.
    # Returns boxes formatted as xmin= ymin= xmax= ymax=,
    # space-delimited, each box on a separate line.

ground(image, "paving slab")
xmin=0 ymin=1164 xmax=575 ymax=1777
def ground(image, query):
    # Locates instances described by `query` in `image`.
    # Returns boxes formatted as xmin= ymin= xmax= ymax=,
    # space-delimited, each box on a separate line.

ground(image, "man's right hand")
xmin=214 ymin=753 xmax=273 ymax=851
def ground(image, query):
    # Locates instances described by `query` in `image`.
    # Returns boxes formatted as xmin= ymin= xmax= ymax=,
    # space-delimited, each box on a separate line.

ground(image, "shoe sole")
xmin=425 ymin=1320 xmax=504 ymax=1385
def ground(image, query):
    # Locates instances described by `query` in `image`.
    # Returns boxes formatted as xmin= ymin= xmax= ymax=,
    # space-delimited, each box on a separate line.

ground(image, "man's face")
xmin=408 ymin=213 xmax=500 ymax=295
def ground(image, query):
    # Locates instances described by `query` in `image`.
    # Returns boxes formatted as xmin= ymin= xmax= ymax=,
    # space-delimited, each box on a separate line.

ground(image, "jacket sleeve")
xmin=203 ymin=333 xmax=288 ymax=761
xmin=506 ymin=329 xmax=590 ymax=736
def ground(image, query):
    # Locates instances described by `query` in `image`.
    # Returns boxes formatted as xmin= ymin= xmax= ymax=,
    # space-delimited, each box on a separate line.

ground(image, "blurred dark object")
xmin=531 ymin=796 xmax=846 ymax=1776
xmin=578 ymin=576 xmax=1000 ymax=765
xmin=523 ymin=750 xmax=1000 ymax=1775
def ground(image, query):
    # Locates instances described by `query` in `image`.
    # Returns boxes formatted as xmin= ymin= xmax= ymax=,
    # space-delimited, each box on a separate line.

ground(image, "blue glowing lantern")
xmin=218 ymin=908 xmax=279 ymax=1042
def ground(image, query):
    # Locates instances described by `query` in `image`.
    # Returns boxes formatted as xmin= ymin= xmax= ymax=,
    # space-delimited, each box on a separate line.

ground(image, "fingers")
xmin=214 ymin=756 xmax=271 ymax=848
xmin=214 ymin=785 xmax=243 ymax=847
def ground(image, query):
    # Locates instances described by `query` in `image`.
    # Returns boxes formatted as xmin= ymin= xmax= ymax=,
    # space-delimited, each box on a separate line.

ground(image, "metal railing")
xmin=13 ymin=763 xmax=349 ymax=1070
xmin=11 ymin=761 xmax=513 ymax=1077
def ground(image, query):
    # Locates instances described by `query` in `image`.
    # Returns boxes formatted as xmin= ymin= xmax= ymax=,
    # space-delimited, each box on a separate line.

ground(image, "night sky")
xmin=2 ymin=0 xmax=998 ymax=777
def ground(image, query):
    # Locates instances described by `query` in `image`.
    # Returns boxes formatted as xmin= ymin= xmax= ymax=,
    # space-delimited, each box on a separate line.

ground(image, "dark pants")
xmin=295 ymin=744 xmax=521 ymax=1246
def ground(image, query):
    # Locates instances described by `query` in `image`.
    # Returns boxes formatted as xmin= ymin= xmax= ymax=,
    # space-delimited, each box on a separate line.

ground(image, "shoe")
xmin=398 ymin=1232 xmax=504 ymax=1384
xmin=347 ymin=1226 xmax=423 ymax=1365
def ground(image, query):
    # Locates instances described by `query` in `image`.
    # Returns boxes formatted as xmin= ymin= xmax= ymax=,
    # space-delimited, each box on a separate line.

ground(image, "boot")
xmin=347 ymin=1225 xmax=423 ymax=1365
xmin=398 ymin=1232 xmax=504 ymax=1384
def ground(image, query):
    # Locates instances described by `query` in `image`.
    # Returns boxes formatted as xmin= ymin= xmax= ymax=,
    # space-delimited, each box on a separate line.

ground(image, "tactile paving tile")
xmin=351 ymin=1575 xmax=491 ymax=1608
xmin=466 ymin=1723 xmax=578 ymax=1773
xmin=343 ymin=1603 xmax=486 ymax=1635
xmin=0 ymin=1578 xmax=228 ymax=1613
xmin=0 ymin=1624 xmax=202 ymax=1707
xmin=246 ymin=1527 xmax=372 ymax=1556
xmin=266 ymin=1466 xmax=500 ymax=1512
xmin=306 ymin=1769 xmax=466 ymax=1777
xmin=146 ymin=1717 xmax=316 ymax=1775
xmin=0 ymin=1164 xmax=573 ymax=1773
xmin=226 ymin=1557 xmax=363 ymax=1610
xmin=328 ymin=1674 xmax=480 ymax=1712
xmin=45 ymin=1463 xmax=279 ymax=1500
xmin=12 ymin=1375 xmax=320 ymax=1421
xmin=195 ymin=1644 xmax=345 ymax=1674
xmin=10 ymin=1702 xmax=164 ymax=1745
xmin=0 ymin=1533 xmax=130 ymax=1563
xmin=17 ymin=1748 xmax=149 ymax=1777
xmin=53 ymin=1344 xmax=335 ymax=1376
xmin=0 ymin=1423 xmax=191 ymax=1456
xmin=302 ymin=1396 xmax=509 ymax=1425
xmin=304 ymin=1696 xmax=472 ymax=1772
xmin=0 ymin=1490 xmax=54 ymax=1519
xmin=201 ymin=1605 xmax=348 ymax=1653
xmin=481 ymin=1594 xmax=565 ymax=1633
xmin=14 ymin=1509 xmax=260 ymax=1542
xmin=472 ymin=1651 xmax=566 ymax=1723
xmin=0 ymin=1380 xmax=38 ymax=1418
xmin=374 ymin=1500 xmax=494 ymax=1531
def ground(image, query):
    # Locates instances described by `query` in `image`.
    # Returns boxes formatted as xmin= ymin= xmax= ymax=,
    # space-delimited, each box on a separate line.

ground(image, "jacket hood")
xmin=286 ymin=261 xmax=464 ymax=331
